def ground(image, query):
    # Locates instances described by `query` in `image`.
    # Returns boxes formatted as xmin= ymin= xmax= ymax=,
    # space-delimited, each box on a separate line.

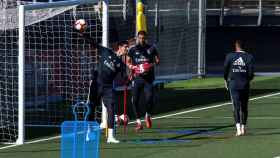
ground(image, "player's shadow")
xmin=122 ymin=124 xmax=234 ymax=145
xmin=166 ymin=124 xmax=233 ymax=140
xmin=249 ymin=131 xmax=280 ymax=136
xmin=116 ymin=87 xmax=280 ymax=120
xmin=242 ymin=127 xmax=280 ymax=137
xmin=152 ymin=88 xmax=280 ymax=117
xmin=115 ymin=77 xmax=280 ymax=120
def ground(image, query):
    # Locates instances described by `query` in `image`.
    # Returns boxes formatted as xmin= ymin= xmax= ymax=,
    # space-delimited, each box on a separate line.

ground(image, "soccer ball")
xmin=74 ymin=19 xmax=87 ymax=31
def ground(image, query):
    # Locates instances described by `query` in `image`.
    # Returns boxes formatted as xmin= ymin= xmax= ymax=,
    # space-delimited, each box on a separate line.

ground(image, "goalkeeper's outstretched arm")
xmin=78 ymin=32 xmax=98 ymax=48
xmin=73 ymin=21 xmax=98 ymax=48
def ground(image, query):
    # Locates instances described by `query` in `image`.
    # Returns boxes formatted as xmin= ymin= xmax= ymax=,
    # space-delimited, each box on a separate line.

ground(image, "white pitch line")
xmin=26 ymin=135 xmax=61 ymax=144
xmin=128 ymin=92 xmax=280 ymax=124
xmin=0 ymin=135 xmax=61 ymax=150
xmin=168 ymin=116 xmax=280 ymax=120
xmin=1 ymin=92 xmax=280 ymax=150
xmin=0 ymin=144 xmax=18 ymax=150
xmin=151 ymin=92 xmax=280 ymax=121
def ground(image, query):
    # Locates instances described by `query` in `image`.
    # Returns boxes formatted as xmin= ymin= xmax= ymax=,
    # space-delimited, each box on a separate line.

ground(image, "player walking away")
xmin=224 ymin=40 xmax=255 ymax=136
xmin=127 ymin=31 xmax=160 ymax=131
xmin=76 ymin=29 xmax=129 ymax=143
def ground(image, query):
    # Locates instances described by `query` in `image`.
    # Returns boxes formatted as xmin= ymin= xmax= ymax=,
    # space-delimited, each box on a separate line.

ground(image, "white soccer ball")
xmin=74 ymin=19 xmax=87 ymax=31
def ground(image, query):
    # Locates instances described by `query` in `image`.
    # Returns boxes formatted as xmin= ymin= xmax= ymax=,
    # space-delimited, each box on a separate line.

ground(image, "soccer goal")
xmin=145 ymin=0 xmax=206 ymax=80
xmin=0 ymin=0 xmax=107 ymax=144
xmin=109 ymin=0 xmax=206 ymax=81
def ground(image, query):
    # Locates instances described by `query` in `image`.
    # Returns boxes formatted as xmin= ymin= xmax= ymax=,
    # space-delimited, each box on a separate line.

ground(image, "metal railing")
xmin=207 ymin=0 xmax=280 ymax=26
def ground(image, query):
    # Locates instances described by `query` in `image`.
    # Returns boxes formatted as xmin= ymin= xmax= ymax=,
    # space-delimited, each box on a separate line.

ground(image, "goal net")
xmin=0 ymin=0 xmax=206 ymax=144
xmin=109 ymin=0 xmax=206 ymax=81
xmin=0 ymin=0 xmax=101 ymax=144
xmin=147 ymin=0 xmax=206 ymax=80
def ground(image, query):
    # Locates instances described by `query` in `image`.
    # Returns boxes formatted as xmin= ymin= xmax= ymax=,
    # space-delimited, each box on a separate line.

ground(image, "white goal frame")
xmin=17 ymin=0 xmax=108 ymax=145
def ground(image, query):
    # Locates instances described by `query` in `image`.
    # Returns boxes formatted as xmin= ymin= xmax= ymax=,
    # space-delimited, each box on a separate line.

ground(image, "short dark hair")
xmin=117 ymin=40 xmax=128 ymax=47
xmin=137 ymin=30 xmax=147 ymax=36
xmin=234 ymin=39 xmax=245 ymax=49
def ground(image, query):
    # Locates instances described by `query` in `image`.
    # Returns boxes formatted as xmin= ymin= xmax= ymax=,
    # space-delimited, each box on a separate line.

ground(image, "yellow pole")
xmin=136 ymin=1 xmax=147 ymax=33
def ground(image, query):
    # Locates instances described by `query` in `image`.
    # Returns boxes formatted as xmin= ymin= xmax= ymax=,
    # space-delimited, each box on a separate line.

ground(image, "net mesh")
xmin=109 ymin=0 xmax=205 ymax=80
xmin=0 ymin=0 xmax=205 ymax=143
xmin=0 ymin=2 xmax=101 ymax=143
xmin=149 ymin=0 xmax=200 ymax=79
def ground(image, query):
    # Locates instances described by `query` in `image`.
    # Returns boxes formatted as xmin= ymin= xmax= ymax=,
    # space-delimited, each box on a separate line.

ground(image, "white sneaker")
xmin=107 ymin=137 xmax=120 ymax=144
xmin=100 ymin=123 xmax=107 ymax=129
xmin=241 ymin=125 xmax=246 ymax=135
xmin=236 ymin=129 xmax=242 ymax=136
xmin=235 ymin=123 xmax=242 ymax=136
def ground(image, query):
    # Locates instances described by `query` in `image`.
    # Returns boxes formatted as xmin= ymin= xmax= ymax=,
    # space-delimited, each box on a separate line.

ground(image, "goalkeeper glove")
xmin=134 ymin=62 xmax=153 ymax=75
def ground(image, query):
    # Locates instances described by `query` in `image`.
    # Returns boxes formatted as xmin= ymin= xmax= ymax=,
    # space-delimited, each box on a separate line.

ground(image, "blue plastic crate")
xmin=61 ymin=121 xmax=100 ymax=158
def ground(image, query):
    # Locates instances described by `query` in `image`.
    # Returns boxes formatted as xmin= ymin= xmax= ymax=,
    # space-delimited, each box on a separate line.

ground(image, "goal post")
xmin=18 ymin=4 xmax=25 ymax=145
xmin=198 ymin=0 xmax=206 ymax=78
xmin=0 ymin=0 xmax=106 ymax=145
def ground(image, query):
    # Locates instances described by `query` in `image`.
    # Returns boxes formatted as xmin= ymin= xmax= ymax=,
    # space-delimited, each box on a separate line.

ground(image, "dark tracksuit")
xmin=128 ymin=44 xmax=159 ymax=119
xmin=224 ymin=51 xmax=254 ymax=125
xmin=81 ymin=33 xmax=125 ymax=129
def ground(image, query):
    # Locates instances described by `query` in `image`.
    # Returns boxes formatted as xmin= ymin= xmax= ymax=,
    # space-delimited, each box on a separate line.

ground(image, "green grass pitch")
xmin=1 ymin=76 xmax=280 ymax=158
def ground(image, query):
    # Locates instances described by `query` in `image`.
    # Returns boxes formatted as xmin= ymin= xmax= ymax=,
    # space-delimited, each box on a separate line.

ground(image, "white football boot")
xmin=106 ymin=129 xmax=120 ymax=144
xmin=241 ymin=124 xmax=246 ymax=135
xmin=235 ymin=123 xmax=242 ymax=136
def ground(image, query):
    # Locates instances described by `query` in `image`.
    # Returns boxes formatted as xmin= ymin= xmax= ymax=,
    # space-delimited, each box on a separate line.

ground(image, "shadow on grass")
xmin=122 ymin=124 xmax=233 ymax=144
xmin=24 ymin=77 xmax=280 ymax=141
xmin=151 ymin=88 xmax=279 ymax=118
xmin=248 ymin=131 xmax=280 ymax=137
xmin=23 ymin=88 xmax=278 ymax=141
xmin=25 ymin=126 xmax=60 ymax=140
xmin=0 ymin=148 xmax=59 ymax=154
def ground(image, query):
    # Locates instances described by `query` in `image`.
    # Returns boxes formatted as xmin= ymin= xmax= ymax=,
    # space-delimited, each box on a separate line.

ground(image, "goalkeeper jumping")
xmin=127 ymin=31 xmax=160 ymax=131
xmin=75 ymin=26 xmax=129 ymax=143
